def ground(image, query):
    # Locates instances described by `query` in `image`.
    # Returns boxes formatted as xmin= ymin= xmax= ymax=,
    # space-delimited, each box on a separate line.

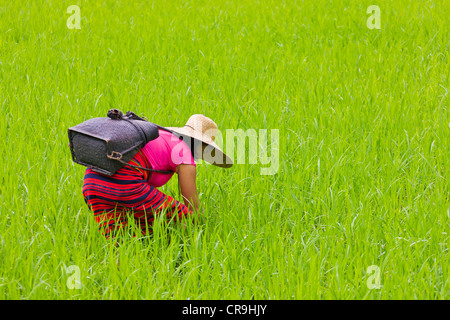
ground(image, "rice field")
xmin=0 ymin=0 xmax=449 ymax=299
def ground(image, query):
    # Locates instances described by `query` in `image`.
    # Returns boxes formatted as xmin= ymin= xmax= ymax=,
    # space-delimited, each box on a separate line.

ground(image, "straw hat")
xmin=164 ymin=114 xmax=233 ymax=168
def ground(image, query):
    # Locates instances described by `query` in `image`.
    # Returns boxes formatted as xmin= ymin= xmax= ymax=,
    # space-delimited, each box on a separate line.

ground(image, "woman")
xmin=82 ymin=114 xmax=232 ymax=238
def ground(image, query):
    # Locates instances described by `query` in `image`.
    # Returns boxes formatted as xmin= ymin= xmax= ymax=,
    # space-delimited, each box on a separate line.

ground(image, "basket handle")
xmin=107 ymin=109 xmax=123 ymax=120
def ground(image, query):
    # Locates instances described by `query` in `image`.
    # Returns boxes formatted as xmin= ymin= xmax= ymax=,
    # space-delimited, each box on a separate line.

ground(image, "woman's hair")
xmin=191 ymin=138 xmax=207 ymax=161
xmin=182 ymin=136 xmax=198 ymax=159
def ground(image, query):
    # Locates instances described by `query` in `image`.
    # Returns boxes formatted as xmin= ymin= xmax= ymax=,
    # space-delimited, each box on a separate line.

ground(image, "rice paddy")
xmin=0 ymin=0 xmax=449 ymax=299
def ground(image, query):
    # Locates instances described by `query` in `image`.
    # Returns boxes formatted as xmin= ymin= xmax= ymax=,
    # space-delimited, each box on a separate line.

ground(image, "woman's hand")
xmin=176 ymin=164 xmax=201 ymax=214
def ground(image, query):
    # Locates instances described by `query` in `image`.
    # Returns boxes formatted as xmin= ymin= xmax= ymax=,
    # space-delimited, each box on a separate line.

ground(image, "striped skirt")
xmin=82 ymin=150 xmax=189 ymax=238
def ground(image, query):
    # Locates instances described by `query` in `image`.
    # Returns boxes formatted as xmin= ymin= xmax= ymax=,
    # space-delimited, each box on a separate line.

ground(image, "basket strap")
xmin=125 ymin=118 xmax=149 ymax=142
xmin=123 ymin=160 xmax=175 ymax=174
xmin=107 ymin=152 xmax=174 ymax=175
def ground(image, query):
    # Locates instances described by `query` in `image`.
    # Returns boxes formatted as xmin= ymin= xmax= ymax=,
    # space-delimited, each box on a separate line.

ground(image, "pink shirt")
xmin=141 ymin=129 xmax=196 ymax=187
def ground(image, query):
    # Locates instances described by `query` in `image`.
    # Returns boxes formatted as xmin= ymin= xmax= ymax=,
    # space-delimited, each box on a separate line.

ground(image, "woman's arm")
xmin=176 ymin=164 xmax=200 ymax=213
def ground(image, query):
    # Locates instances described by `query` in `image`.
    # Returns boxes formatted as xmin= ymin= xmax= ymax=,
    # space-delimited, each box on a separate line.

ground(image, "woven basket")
xmin=68 ymin=109 xmax=167 ymax=176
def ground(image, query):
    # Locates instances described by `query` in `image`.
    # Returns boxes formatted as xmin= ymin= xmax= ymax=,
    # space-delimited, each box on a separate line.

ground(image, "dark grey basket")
xmin=68 ymin=109 xmax=170 ymax=176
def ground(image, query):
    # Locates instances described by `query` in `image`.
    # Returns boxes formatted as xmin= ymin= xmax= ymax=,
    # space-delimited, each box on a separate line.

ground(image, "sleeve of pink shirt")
xmin=168 ymin=139 xmax=196 ymax=170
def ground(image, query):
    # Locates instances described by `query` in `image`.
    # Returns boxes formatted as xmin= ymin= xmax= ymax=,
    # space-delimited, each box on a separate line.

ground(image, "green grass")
xmin=0 ymin=0 xmax=449 ymax=299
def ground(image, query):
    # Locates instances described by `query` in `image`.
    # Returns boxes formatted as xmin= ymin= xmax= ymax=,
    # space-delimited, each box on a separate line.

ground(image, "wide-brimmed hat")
xmin=164 ymin=114 xmax=233 ymax=168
